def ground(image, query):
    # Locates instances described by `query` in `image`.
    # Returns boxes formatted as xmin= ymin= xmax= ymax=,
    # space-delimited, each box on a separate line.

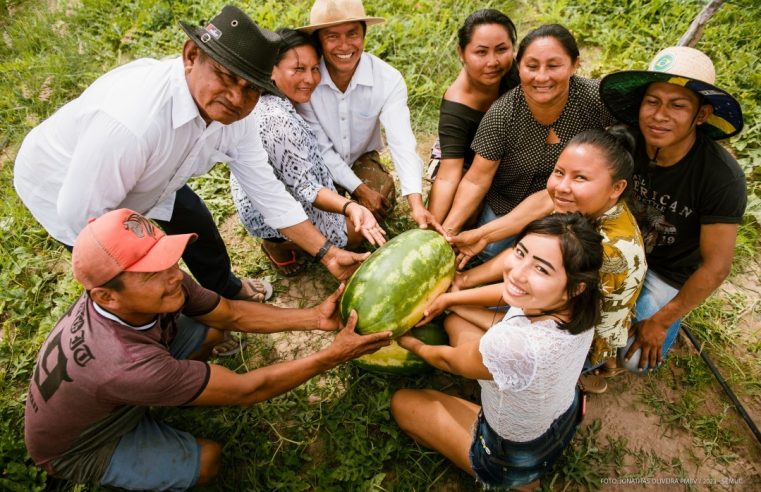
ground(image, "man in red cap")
xmin=24 ymin=208 xmax=391 ymax=490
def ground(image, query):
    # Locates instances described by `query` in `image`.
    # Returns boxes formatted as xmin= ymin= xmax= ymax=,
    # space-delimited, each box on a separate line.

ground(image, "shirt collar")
xmin=92 ymin=299 xmax=157 ymax=331
xmin=171 ymin=57 xmax=205 ymax=130
xmin=318 ymin=53 xmax=374 ymax=93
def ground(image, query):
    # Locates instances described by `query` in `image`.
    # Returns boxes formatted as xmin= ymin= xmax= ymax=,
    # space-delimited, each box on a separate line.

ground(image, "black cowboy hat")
xmin=180 ymin=5 xmax=283 ymax=97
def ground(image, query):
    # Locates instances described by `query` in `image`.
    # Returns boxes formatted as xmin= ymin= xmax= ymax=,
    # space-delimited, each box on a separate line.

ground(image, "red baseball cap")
xmin=72 ymin=209 xmax=196 ymax=289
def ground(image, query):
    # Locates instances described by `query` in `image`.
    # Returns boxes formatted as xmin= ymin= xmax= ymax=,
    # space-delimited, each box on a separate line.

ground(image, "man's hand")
xmin=313 ymin=284 xmax=346 ymax=332
xmin=353 ymin=183 xmax=390 ymax=220
xmin=624 ymin=318 xmax=669 ymax=370
xmin=346 ymin=202 xmax=387 ymax=246
xmin=449 ymin=229 xmax=488 ymax=270
xmin=406 ymin=194 xmax=446 ymax=234
xmin=326 ymin=310 xmax=392 ymax=363
xmin=322 ymin=247 xmax=370 ymax=281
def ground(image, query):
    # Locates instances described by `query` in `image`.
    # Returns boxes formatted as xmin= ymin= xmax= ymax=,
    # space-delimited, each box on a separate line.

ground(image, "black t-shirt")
xmin=438 ymin=65 xmax=520 ymax=168
xmin=628 ymin=132 xmax=746 ymax=288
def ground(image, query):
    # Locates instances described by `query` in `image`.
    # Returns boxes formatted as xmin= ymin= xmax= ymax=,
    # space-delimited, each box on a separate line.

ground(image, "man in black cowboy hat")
xmin=599 ymin=46 xmax=746 ymax=373
xmin=13 ymin=5 xmax=368 ymax=305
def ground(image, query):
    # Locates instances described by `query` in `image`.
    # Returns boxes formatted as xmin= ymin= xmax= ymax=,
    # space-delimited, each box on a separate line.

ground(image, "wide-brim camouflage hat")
xmin=600 ymin=46 xmax=743 ymax=140
xmin=181 ymin=5 xmax=283 ymax=97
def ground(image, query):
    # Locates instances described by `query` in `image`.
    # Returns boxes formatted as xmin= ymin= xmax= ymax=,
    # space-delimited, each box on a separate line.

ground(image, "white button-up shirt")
xmin=13 ymin=57 xmax=307 ymax=245
xmin=297 ymin=53 xmax=422 ymax=196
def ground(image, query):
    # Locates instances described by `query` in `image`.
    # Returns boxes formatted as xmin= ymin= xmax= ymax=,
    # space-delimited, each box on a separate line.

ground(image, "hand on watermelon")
xmin=321 ymin=248 xmax=370 ymax=281
xmin=449 ymin=229 xmax=489 ymax=270
xmin=327 ymin=310 xmax=393 ymax=363
xmin=416 ymin=293 xmax=451 ymax=327
xmin=313 ymin=284 xmax=347 ymax=332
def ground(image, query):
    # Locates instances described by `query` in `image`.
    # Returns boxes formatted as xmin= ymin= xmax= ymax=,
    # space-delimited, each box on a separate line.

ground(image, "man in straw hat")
xmin=296 ymin=0 xmax=438 ymax=228
xmin=24 ymin=208 xmax=391 ymax=489
xmin=14 ymin=5 xmax=368 ymax=305
xmin=599 ymin=46 xmax=746 ymax=373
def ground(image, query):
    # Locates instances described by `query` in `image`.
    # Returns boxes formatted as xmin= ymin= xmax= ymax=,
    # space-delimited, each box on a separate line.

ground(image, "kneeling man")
xmin=600 ymin=46 xmax=746 ymax=372
xmin=24 ymin=209 xmax=390 ymax=490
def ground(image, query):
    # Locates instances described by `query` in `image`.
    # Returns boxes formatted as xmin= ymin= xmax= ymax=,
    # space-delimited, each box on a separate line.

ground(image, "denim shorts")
xmin=100 ymin=315 xmax=208 ymax=491
xmin=469 ymin=389 xmax=582 ymax=489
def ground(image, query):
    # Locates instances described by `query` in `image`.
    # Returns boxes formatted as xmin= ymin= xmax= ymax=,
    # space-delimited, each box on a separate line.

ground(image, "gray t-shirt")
xmin=24 ymin=272 xmax=218 ymax=481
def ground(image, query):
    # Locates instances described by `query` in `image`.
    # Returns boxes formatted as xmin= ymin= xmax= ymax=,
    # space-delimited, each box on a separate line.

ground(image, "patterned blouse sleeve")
xmin=479 ymin=323 xmax=538 ymax=392
xmin=257 ymin=102 xmax=324 ymax=204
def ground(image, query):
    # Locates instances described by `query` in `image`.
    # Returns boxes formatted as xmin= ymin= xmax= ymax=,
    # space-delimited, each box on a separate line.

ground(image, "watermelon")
xmin=353 ymin=318 xmax=449 ymax=375
xmin=339 ymin=229 xmax=455 ymax=338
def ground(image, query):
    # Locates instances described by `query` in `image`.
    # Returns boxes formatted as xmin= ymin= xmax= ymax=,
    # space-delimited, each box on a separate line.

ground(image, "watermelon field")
xmin=1 ymin=0 xmax=760 ymax=490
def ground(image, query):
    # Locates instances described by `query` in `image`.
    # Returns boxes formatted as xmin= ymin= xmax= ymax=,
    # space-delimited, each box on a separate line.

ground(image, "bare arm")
xmin=196 ymin=285 xmax=345 ymax=334
xmin=449 ymin=190 xmax=553 ymax=269
xmin=279 ymin=220 xmax=370 ymax=281
xmin=428 ymin=158 xmax=466 ymax=223
xmin=190 ymin=311 xmax=392 ymax=406
xmin=455 ymin=247 xmax=512 ymax=289
xmin=441 ymin=154 xmax=499 ymax=234
xmin=625 ymin=223 xmax=738 ymax=368
xmin=417 ymin=283 xmax=505 ymax=325
xmin=397 ymin=336 xmax=491 ymax=380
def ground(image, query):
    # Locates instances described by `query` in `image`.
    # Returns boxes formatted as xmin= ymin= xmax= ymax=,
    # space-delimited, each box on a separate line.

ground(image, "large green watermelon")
xmin=353 ymin=318 xmax=449 ymax=375
xmin=340 ymin=228 xmax=455 ymax=338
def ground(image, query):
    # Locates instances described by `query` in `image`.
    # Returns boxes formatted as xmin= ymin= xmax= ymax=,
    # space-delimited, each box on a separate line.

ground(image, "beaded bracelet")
xmin=314 ymin=238 xmax=334 ymax=262
xmin=342 ymin=200 xmax=356 ymax=215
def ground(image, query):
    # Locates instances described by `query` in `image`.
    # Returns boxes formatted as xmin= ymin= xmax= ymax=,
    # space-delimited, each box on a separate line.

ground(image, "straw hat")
xmin=298 ymin=0 xmax=385 ymax=34
xmin=600 ymin=46 xmax=743 ymax=140
xmin=181 ymin=5 xmax=283 ymax=97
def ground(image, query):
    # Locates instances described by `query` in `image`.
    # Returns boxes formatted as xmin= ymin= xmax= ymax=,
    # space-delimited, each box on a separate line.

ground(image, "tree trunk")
xmin=678 ymin=0 xmax=726 ymax=47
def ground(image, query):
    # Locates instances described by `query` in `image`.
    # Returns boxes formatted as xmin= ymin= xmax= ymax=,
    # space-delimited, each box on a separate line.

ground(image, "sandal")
xmin=232 ymin=277 xmax=274 ymax=302
xmin=596 ymin=366 xmax=628 ymax=378
xmin=261 ymin=242 xmax=305 ymax=277
xmin=212 ymin=333 xmax=247 ymax=357
xmin=579 ymin=373 xmax=608 ymax=394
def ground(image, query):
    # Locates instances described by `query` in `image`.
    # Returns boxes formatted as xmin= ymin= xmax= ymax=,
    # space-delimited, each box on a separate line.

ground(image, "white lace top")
xmin=479 ymin=307 xmax=593 ymax=442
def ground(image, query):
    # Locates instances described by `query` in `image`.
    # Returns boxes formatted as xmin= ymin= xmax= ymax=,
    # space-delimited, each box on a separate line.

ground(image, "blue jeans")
xmin=476 ymin=203 xmax=516 ymax=261
xmin=618 ymin=270 xmax=681 ymax=373
xmin=469 ymin=389 xmax=581 ymax=489
xmin=100 ymin=316 xmax=208 ymax=491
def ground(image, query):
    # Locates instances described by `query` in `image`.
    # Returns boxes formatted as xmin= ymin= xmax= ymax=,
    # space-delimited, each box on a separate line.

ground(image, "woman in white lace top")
xmin=392 ymin=213 xmax=603 ymax=490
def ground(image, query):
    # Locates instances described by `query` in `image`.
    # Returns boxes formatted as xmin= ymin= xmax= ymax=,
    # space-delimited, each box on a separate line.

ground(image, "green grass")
xmin=1 ymin=0 xmax=760 ymax=490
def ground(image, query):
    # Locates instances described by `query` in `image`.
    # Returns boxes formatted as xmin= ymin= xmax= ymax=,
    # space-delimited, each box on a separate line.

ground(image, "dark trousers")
xmin=60 ymin=186 xmax=240 ymax=297
xmin=154 ymin=185 xmax=241 ymax=298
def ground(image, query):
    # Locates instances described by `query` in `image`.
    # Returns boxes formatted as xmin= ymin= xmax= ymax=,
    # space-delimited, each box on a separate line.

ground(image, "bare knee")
xmin=196 ymin=438 xmax=221 ymax=485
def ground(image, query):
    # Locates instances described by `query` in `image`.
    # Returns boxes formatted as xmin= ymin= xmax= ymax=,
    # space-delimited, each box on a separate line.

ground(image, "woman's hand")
xmin=449 ymin=229 xmax=488 ymax=269
xmin=415 ymin=293 xmax=450 ymax=326
xmin=397 ymin=332 xmax=424 ymax=353
xmin=346 ymin=202 xmax=387 ymax=246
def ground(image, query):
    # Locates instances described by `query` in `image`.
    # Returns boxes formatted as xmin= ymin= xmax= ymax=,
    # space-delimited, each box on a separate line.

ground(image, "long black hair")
xmin=514 ymin=212 xmax=603 ymax=334
xmin=275 ymin=28 xmax=318 ymax=64
xmin=457 ymin=9 xmax=520 ymax=93
xmin=566 ymin=125 xmax=636 ymax=197
xmin=516 ymin=24 xmax=579 ymax=64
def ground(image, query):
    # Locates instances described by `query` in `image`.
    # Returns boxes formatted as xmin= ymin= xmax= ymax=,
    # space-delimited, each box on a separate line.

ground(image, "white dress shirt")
xmin=13 ymin=57 xmax=307 ymax=245
xmin=297 ymin=53 xmax=422 ymax=196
